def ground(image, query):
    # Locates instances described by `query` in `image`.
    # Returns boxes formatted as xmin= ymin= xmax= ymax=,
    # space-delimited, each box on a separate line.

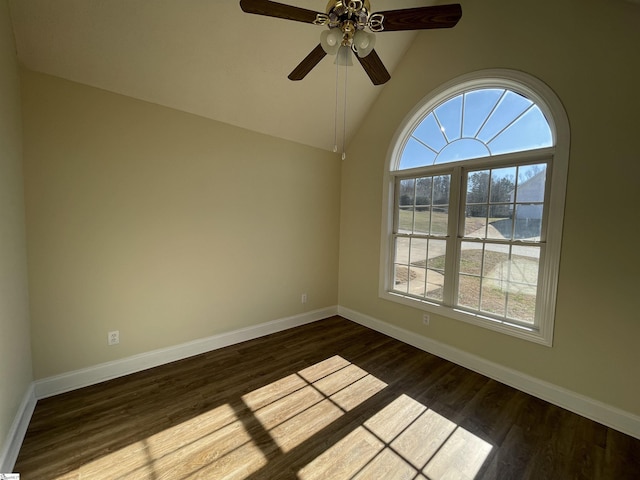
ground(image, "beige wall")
xmin=21 ymin=70 xmax=341 ymax=379
xmin=339 ymin=0 xmax=640 ymax=415
xmin=0 ymin=0 xmax=33 ymax=459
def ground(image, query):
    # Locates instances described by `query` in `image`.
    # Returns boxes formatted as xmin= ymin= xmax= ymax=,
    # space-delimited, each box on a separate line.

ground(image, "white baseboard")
xmin=338 ymin=306 xmax=640 ymax=440
xmin=34 ymin=306 xmax=338 ymax=400
xmin=10 ymin=302 xmax=638 ymax=472
xmin=0 ymin=383 xmax=36 ymax=472
xmin=3 ymin=307 xmax=337 ymax=470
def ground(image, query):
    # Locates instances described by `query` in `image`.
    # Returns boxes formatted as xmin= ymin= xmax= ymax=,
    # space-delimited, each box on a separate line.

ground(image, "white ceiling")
xmin=8 ymin=0 xmax=441 ymax=152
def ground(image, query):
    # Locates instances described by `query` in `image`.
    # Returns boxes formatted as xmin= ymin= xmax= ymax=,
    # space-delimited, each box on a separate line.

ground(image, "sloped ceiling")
xmin=8 ymin=0 xmax=448 ymax=152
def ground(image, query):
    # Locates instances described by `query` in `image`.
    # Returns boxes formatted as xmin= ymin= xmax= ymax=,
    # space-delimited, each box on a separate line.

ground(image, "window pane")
xmin=399 ymin=179 xmax=415 ymax=206
xmin=505 ymin=244 xmax=539 ymax=323
xmin=414 ymin=179 xmax=433 ymax=234
xmin=490 ymin=167 xmax=516 ymax=203
xmin=459 ymin=242 xmax=483 ymax=276
xmin=426 ymin=238 xmax=446 ymax=302
xmin=433 ymin=175 xmax=451 ymax=205
xmin=514 ymin=204 xmax=543 ymax=239
xmin=457 ymin=274 xmax=480 ymax=310
xmin=426 ymin=239 xmax=447 ymax=271
xmin=465 ymin=170 xmax=489 ymax=238
xmin=481 ymin=246 xmax=509 ymax=316
xmin=394 ymin=264 xmax=410 ymax=293
xmin=399 ymin=137 xmax=437 ymax=170
xmin=410 ymin=238 xmax=428 ymax=266
xmin=394 ymin=237 xmax=410 ymax=264
xmin=462 ymin=89 xmax=504 ymax=138
xmin=415 ymin=177 xmax=433 ymax=206
xmin=481 ymin=281 xmax=507 ymax=317
xmin=435 ymin=94 xmax=463 ymax=143
xmin=488 ymin=205 xmax=512 ymax=239
xmin=412 ymin=113 xmax=447 ymax=152
xmin=506 ymin=293 xmax=536 ymax=324
xmin=408 ymin=267 xmax=427 ymax=297
xmin=477 ymin=91 xmax=533 ymax=144
xmin=510 ymin=245 xmax=540 ymax=285
xmin=466 ymin=170 xmax=490 ymax=203
xmin=397 ymin=179 xmax=415 ymax=233
xmin=428 ymin=239 xmax=447 ymax=269
xmin=488 ymin=245 xmax=539 ymax=323
xmin=430 ymin=206 xmax=448 ymax=235
xmin=464 ymin=206 xmax=488 ymax=237
xmin=488 ymin=106 xmax=553 ymax=155
xmin=397 ymin=209 xmax=413 ymax=233
xmin=482 ymin=247 xmax=509 ymax=280
xmin=426 ymin=268 xmax=444 ymax=301
xmin=516 ymin=164 xmax=547 ymax=203
xmin=412 ymin=209 xmax=430 ymax=235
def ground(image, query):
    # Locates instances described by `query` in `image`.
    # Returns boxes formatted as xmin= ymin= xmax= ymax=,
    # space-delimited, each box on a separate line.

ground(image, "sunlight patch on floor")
xmin=424 ymin=426 xmax=494 ymax=479
xmin=74 ymin=403 xmax=268 ymax=480
xmin=299 ymin=426 xmax=387 ymax=479
xmin=301 ymin=393 xmax=493 ymax=480
xmin=243 ymin=355 xmax=388 ymax=452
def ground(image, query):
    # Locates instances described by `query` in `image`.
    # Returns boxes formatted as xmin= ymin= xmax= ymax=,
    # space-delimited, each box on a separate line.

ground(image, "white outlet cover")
xmin=108 ymin=330 xmax=119 ymax=345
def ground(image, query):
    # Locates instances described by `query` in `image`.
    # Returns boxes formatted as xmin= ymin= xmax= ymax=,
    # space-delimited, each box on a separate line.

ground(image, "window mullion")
xmin=443 ymin=166 xmax=462 ymax=306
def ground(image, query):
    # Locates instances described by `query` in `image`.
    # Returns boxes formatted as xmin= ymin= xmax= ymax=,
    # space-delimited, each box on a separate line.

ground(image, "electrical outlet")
xmin=301 ymin=293 xmax=308 ymax=304
xmin=108 ymin=330 xmax=119 ymax=345
xmin=422 ymin=313 xmax=430 ymax=326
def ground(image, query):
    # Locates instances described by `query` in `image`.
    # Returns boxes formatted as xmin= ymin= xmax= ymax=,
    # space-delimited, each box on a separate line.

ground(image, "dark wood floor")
xmin=15 ymin=316 xmax=640 ymax=479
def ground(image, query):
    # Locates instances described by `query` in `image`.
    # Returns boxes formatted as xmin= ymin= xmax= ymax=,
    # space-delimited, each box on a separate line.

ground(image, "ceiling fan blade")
xmin=288 ymin=45 xmax=327 ymax=81
xmin=375 ymin=4 xmax=462 ymax=31
xmin=239 ymin=0 xmax=321 ymax=24
xmin=356 ymin=50 xmax=390 ymax=86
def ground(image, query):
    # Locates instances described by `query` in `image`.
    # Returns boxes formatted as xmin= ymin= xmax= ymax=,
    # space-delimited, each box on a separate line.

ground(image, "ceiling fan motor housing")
xmin=325 ymin=0 xmax=371 ymax=30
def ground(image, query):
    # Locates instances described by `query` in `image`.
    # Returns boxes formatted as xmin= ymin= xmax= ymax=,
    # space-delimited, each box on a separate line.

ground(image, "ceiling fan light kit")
xmin=239 ymin=0 xmax=462 ymax=85
xmin=353 ymin=29 xmax=376 ymax=58
xmin=320 ymin=28 xmax=342 ymax=55
xmin=315 ymin=1 xmax=377 ymax=60
xmin=320 ymin=27 xmax=373 ymax=61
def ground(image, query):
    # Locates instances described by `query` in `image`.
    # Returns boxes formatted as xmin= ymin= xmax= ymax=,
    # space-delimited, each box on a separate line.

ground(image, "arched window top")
xmin=394 ymin=72 xmax=557 ymax=171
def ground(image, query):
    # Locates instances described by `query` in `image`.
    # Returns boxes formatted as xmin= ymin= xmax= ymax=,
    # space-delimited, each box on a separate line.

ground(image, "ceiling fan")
xmin=239 ymin=0 xmax=462 ymax=85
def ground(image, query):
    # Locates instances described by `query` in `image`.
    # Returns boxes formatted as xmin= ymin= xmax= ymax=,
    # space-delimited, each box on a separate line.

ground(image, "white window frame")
xmin=379 ymin=70 xmax=570 ymax=346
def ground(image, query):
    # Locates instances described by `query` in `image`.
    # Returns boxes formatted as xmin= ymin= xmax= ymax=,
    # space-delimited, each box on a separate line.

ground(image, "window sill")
xmin=379 ymin=290 xmax=553 ymax=346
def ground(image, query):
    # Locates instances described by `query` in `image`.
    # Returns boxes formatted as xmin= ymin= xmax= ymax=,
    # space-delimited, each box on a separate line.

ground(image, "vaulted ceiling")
xmin=8 ymin=0 xmax=448 ymax=152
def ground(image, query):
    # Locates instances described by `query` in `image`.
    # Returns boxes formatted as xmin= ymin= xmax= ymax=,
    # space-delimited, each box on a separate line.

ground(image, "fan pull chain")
xmin=333 ymin=55 xmax=339 ymax=153
xmin=342 ymin=58 xmax=348 ymax=161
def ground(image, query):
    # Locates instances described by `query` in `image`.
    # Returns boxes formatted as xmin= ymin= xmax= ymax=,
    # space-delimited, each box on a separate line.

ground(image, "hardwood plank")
xmin=14 ymin=316 xmax=640 ymax=479
xmin=604 ymin=428 xmax=640 ymax=478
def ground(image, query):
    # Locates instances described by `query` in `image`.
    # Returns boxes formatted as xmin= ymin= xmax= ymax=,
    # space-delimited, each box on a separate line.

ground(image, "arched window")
xmin=380 ymin=70 xmax=569 ymax=345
